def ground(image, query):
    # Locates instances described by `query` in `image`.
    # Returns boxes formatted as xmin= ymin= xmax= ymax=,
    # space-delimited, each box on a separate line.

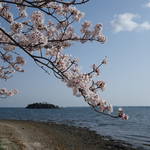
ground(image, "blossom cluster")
xmin=118 ymin=108 xmax=129 ymax=120
xmin=0 ymin=53 xmax=25 ymax=97
xmin=0 ymin=88 xmax=18 ymax=97
xmin=0 ymin=0 xmax=128 ymax=119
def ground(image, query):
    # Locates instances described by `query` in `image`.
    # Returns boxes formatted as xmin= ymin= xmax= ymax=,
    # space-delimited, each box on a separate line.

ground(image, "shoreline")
xmin=0 ymin=120 xmax=141 ymax=150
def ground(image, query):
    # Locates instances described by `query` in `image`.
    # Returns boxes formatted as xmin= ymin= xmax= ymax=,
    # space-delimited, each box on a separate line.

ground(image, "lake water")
xmin=0 ymin=107 xmax=149 ymax=149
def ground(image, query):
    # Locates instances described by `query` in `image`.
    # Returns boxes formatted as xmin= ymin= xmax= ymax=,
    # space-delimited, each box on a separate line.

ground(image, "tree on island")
xmin=26 ymin=102 xmax=59 ymax=109
xmin=0 ymin=0 xmax=128 ymax=120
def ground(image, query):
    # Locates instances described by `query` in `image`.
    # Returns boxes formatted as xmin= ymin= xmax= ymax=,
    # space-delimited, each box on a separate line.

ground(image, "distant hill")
xmin=26 ymin=102 xmax=59 ymax=109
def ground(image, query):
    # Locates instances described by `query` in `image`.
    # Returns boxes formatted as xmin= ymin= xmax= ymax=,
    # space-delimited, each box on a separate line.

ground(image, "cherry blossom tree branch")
xmin=0 ymin=28 xmax=67 ymax=80
xmin=0 ymin=0 xmax=128 ymax=119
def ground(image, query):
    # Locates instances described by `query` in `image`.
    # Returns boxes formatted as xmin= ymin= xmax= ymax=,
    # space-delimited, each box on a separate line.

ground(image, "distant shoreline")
xmin=0 ymin=120 xmax=138 ymax=150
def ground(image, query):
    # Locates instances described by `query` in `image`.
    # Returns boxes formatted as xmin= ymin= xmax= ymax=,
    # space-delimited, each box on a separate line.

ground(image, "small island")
xmin=26 ymin=102 xmax=59 ymax=109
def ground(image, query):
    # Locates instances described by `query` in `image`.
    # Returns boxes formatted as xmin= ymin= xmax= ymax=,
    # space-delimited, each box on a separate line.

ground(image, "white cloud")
xmin=144 ymin=1 xmax=150 ymax=8
xmin=111 ymin=13 xmax=150 ymax=33
xmin=140 ymin=22 xmax=150 ymax=30
xmin=111 ymin=13 xmax=138 ymax=32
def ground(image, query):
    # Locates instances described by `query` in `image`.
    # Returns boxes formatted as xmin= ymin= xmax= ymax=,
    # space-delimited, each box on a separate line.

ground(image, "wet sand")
xmin=0 ymin=120 xmax=139 ymax=150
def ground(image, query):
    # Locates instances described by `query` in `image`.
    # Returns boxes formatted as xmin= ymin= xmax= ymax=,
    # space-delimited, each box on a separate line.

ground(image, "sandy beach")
xmin=0 ymin=120 xmax=138 ymax=150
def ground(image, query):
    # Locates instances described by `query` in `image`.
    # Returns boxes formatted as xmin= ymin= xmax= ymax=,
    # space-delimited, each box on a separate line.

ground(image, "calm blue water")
xmin=0 ymin=107 xmax=150 ymax=149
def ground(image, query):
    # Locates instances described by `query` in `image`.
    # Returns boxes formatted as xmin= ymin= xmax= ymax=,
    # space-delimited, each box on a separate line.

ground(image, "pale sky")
xmin=1 ymin=0 xmax=150 ymax=107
